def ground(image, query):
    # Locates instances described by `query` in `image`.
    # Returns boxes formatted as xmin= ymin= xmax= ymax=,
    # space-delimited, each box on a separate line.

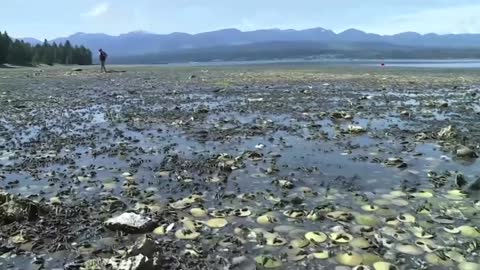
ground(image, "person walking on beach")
xmin=99 ymin=49 xmax=108 ymax=73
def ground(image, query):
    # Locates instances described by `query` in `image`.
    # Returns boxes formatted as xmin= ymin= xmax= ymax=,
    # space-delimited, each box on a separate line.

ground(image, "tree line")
xmin=0 ymin=31 xmax=92 ymax=66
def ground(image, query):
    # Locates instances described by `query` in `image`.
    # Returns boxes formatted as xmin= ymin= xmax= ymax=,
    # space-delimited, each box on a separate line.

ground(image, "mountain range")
xmin=21 ymin=27 xmax=480 ymax=56
xmin=19 ymin=27 xmax=480 ymax=63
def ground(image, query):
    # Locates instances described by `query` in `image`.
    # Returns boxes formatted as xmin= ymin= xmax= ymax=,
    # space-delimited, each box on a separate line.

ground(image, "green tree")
xmin=0 ymin=31 xmax=12 ymax=64
xmin=56 ymin=43 xmax=65 ymax=64
xmin=7 ymin=40 xmax=32 ymax=65
xmin=64 ymin=40 xmax=73 ymax=64
xmin=0 ymin=31 xmax=92 ymax=66
xmin=32 ymin=44 xmax=42 ymax=64
xmin=52 ymin=42 xmax=59 ymax=63
xmin=41 ymin=39 xmax=54 ymax=65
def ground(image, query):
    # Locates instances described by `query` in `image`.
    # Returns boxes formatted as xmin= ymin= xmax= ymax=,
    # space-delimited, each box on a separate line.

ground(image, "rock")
xmin=231 ymin=256 xmax=255 ymax=270
xmin=347 ymin=125 xmax=366 ymax=134
xmin=467 ymin=177 xmax=480 ymax=191
xmin=105 ymin=213 xmax=155 ymax=233
xmin=438 ymin=125 xmax=456 ymax=140
xmin=332 ymin=111 xmax=353 ymax=119
xmin=195 ymin=105 xmax=209 ymax=114
xmin=456 ymin=147 xmax=478 ymax=158
xmin=0 ymin=189 xmax=8 ymax=204
xmin=415 ymin=132 xmax=429 ymax=141
xmin=0 ymin=195 xmax=42 ymax=224
xmin=127 ymin=235 xmax=155 ymax=257
xmin=107 ymin=254 xmax=153 ymax=270
xmin=455 ymin=174 xmax=468 ymax=188
xmin=82 ymin=254 xmax=154 ymax=270
xmin=80 ymin=258 xmax=105 ymax=270
xmin=400 ymin=110 xmax=410 ymax=116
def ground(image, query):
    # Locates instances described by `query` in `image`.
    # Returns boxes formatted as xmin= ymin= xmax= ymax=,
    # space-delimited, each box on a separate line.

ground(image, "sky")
xmin=3 ymin=0 xmax=480 ymax=40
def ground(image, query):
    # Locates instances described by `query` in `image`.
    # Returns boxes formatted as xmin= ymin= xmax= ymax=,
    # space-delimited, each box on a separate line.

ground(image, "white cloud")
xmin=82 ymin=2 xmax=110 ymax=17
xmin=365 ymin=4 xmax=480 ymax=34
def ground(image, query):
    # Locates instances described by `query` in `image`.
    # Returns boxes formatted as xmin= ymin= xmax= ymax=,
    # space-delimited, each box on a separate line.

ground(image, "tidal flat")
xmin=1 ymin=65 xmax=480 ymax=270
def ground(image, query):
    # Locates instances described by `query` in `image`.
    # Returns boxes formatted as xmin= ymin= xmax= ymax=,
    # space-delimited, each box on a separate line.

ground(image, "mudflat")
xmin=1 ymin=65 xmax=480 ymax=269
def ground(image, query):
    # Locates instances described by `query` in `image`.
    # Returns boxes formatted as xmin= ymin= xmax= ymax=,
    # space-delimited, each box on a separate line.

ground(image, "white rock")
xmin=255 ymin=143 xmax=266 ymax=149
xmin=347 ymin=125 xmax=366 ymax=134
xmin=105 ymin=213 xmax=153 ymax=233
xmin=438 ymin=125 xmax=456 ymax=140
xmin=107 ymin=254 xmax=153 ymax=270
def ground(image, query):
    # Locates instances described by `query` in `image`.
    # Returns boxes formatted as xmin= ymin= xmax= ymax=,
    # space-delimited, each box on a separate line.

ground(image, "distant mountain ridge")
xmin=20 ymin=27 xmax=480 ymax=57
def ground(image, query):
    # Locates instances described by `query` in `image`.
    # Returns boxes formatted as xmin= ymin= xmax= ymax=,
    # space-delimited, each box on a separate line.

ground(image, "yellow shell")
xmin=410 ymin=226 xmax=434 ymax=239
xmin=257 ymin=214 xmax=278 ymax=225
xmin=361 ymin=204 xmax=379 ymax=212
xmin=266 ymin=236 xmax=288 ymax=246
xmin=390 ymin=199 xmax=409 ymax=206
xmin=349 ymin=237 xmax=372 ymax=249
xmin=389 ymin=190 xmax=407 ymax=197
xmin=397 ymin=213 xmax=415 ymax=223
xmin=411 ymin=190 xmax=433 ymax=198
xmin=175 ymin=228 xmax=200 ymax=240
xmin=444 ymin=194 xmax=467 ymax=201
xmin=355 ymin=214 xmax=380 ymax=226
xmin=372 ymin=199 xmax=390 ymax=206
xmin=425 ymin=253 xmax=454 ymax=267
xmin=254 ymin=256 xmax=282 ymax=268
xmin=415 ymin=239 xmax=437 ymax=252
xmin=326 ymin=211 xmax=353 ymax=221
xmin=206 ymin=218 xmax=228 ymax=228
xmin=305 ymin=231 xmax=327 ymax=244
xmin=448 ymin=189 xmax=468 ymax=197
xmin=181 ymin=217 xmax=203 ymax=231
xmin=283 ymin=209 xmax=306 ymax=218
xmin=153 ymin=225 xmax=166 ymax=235
xmin=445 ymin=250 xmax=466 ymax=262
xmin=286 ymin=247 xmax=307 ymax=261
xmin=443 ymin=225 xmax=461 ymax=234
xmin=362 ymin=253 xmax=383 ymax=265
xmin=392 ymin=229 xmax=411 ymax=241
xmin=373 ymin=262 xmax=399 ymax=270
xmin=9 ymin=234 xmax=28 ymax=244
xmin=310 ymin=250 xmax=330 ymax=259
xmin=329 ymin=232 xmax=353 ymax=243
xmin=458 ymin=226 xmax=480 ymax=238
xmin=336 ymin=252 xmax=363 ymax=266
xmin=49 ymin=197 xmax=62 ymax=205
xmin=385 ymin=217 xmax=400 ymax=226
xmin=290 ymin=238 xmax=310 ymax=248
xmin=233 ymin=208 xmax=252 ymax=217
xmin=209 ymin=209 xmax=230 ymax=218
xmin=458 ymin=262 xmax=480 ymax=270
xmin=353 ymin=266 xmax=372 ymax=270
xmin=169 ymin=201 xmax=190 ymax=210
xmin=190 ymin=207 xmax=207 ymax=218
xmin=395 ymin=243 xmax=424 ymax=255
xmin=306 ymin=211 xmax=320 ymax=221
xmin=354 ymin=225 xmax=375 ymax=236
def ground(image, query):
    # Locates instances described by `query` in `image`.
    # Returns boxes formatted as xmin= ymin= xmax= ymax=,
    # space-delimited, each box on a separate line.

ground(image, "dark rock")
xmin=0 ymin=193 xmax=43 ymax=224
xmin=455 ymin=174 xmax=468 ymax=188
xmin=456 ymin=147 xmax=478 ymax=158
xmin=127 ymin=235 xmax=155 ymax=257
xmin=468 ymin=177 xmax=480 ymax=191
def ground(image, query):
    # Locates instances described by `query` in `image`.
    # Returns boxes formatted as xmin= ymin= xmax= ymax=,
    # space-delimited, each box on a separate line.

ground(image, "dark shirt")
xmin=100 ymin=51 xmax=108 ymax=61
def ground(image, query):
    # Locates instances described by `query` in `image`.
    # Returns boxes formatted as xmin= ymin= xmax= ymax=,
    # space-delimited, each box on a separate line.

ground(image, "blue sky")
xmin=3 ymin=0 xmax=480 ymax=39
